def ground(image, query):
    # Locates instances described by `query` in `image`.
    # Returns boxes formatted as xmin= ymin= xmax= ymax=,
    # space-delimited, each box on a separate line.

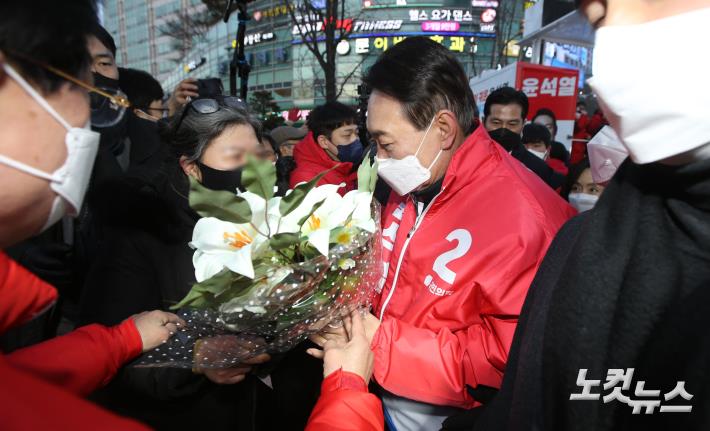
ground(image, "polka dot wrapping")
xmin=135 ymin=202 xmax=382 ymax=369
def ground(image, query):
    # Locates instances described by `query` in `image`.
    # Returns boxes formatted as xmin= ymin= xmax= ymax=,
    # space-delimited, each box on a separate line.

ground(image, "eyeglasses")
xmin=4 ymin=50 xmax=130 ymax=109
xmin=174 ymin=96 xmax=247 ymax=132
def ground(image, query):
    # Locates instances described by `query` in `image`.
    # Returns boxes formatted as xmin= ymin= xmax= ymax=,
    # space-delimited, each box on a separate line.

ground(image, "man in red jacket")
xmin=313 ymin=37 xmax=576 ymax=430
xmin=290 ymin=101 xmax=362 ymax=193
xmin=0 ymin=2 xmax=181 ymax=429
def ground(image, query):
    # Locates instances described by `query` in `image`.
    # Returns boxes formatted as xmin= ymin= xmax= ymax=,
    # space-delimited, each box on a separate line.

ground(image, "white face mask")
xmin=588 ymin=8 xmax=710 ymax=164
xmin=0 ymin=63 xmax=100 ymax=232
xmin=376 ymin=117 xmax=442 ymax=196
xmin=587 ymin=126 xmax=628 ymax=184
xmin=568 ymin=192 xmax=598 ymax=213
xmin=528 ymin=148 xmax=547 ymax=160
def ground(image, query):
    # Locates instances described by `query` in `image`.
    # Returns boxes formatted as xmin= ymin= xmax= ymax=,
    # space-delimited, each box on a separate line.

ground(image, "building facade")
xmin=102 ymin=0 xmax=523 ymax=109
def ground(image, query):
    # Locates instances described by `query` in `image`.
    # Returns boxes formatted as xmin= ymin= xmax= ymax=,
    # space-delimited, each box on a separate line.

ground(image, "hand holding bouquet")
xmin=137 ymin=157 xmax=381 ymax=369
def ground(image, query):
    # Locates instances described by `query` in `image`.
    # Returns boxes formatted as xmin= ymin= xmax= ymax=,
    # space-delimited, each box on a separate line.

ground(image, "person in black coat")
xmin=79 ymin=98 xmax=322 ymax=431
xmin=483 ymin=87 xmax=565 ymax=190
xmin=445 ymin=2 xmax=710 ymax=430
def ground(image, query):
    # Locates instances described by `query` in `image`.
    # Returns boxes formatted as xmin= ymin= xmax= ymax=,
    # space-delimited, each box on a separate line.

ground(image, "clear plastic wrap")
xmin=135 ymin=202 xmax=381 ymax=369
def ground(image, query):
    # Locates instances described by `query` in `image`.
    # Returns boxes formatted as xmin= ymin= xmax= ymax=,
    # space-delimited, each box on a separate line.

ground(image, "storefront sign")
xmin=421 ymin=21 xmax=461 ymax=32
xmin=409 ymin=9 xmax=473 ymax=22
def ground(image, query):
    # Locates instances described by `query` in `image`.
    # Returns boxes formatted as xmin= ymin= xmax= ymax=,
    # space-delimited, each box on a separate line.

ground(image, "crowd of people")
xmin=1 ymin=0 xmax=709 ymax=430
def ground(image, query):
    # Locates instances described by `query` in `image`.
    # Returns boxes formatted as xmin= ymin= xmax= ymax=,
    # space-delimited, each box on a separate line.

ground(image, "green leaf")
xmin=189 ymin=177 xmax=252 ymax=224
xmin=279 ymin=165 xmax=338 ymax=217
xmin=368 ymin=159 xmax=379 ymax=192
xmin=357 ymin=154 xmax=378 ymax=193
xmin=270 ymin=232 xmax=301 ymax=250
xmin=241 ymin=156 xmax=276 ymax=200
xmin=297 ymin=198 xmax=326 ymax=227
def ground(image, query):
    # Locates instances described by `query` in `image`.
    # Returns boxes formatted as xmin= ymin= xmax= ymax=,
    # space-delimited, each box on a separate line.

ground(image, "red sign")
xmin=515 ymin=63 xmax=579 ymax=121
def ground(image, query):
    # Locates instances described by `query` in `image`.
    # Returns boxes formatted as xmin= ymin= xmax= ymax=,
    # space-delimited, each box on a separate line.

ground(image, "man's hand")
xmin=310 ymin=310 xmax=380 ymax=347
xmin=131 ymin=310 xmax=185 ymax=353
xmin=167 ymin=78 xmax=199 ymax=116
xmin=307 ymin=310 xmax=375 ymax=384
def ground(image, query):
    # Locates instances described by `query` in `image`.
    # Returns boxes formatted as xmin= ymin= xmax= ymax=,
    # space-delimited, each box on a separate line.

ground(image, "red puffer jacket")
xmin=371 ymin=126 xmax=576 ymax=409
xmin=0 ymin=251 xmax=150 ymax=430
xmin=290 ymin=132 xmax=357 ymax=194
xmin=306 ymin=369 xmax=384 ymax=431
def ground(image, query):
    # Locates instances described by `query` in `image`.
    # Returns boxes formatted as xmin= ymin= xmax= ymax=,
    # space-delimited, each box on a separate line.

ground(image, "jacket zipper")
xmin=378 ymin=187 xmax=445 ymax=321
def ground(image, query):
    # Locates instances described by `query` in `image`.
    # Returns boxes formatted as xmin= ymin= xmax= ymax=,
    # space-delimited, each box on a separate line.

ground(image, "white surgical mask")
xmin=376 ymin=117 xmax=441 ymax=196
xmin=588 ymin=8 xmax=710 ymax=164
xmin=0 ymin=63 xmax=100 ymax=232
xmin=568 ymin=192 xmax=598 ymax=213
xmin=587 ymin=126 xmax=628 ymax=184
xmin=528 ymin=148 xmax=547 ymax=160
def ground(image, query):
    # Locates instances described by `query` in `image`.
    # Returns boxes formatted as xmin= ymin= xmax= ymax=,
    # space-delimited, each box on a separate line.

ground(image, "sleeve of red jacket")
xmin=5 ymin=318 xmax=143 ymax=397
xmin=306 ymin=369 xmax=384 ymax=431
xmin=371 ymin=224 xmax=550 ymax=408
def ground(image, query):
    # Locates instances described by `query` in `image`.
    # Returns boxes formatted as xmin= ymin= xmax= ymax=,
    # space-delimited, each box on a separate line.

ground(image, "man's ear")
xmin=316 ymin=134 xmax=331 ymax=150
xmin=436 ymin=110 xmax=459 ymax=150
xmin=179 ymin=156 xmax=201 ymax=180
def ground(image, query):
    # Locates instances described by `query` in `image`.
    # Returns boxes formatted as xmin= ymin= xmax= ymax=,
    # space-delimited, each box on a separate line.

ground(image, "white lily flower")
xmin=341 ymin=190 xmax=376 ymax=233
xmin=191 ymin=217 xmax=264 ymax=281
xmin=191 ymin=192 xmax=280 ymax=282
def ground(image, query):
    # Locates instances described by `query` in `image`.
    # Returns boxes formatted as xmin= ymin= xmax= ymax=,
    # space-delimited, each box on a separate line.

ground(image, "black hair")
xmin=307 ymin=101 xmax=357 ymax=141
xmin=160 ymin=98 xmax=262 ymax=163
xmin=532 ymin=108 xmax=558 ymax=135
xmin=262 ymin=133 xmax=279 ymax=155
xmin=522 ymin=123 xmax=552 ymax=147
xmin=118 ymin=67 xmax=164 ymax=110
xmin=364 ymin=36 xmax=478 ymax=134
xmin=484 ymin=87 xmax=529 ymax=120
xmin=88 ymin=23 xmax=117 ymax=58
xmin=0 ymin=0 xmax=97 ymax=94
xmin=562 ymin=158 xmax=590 ymax=200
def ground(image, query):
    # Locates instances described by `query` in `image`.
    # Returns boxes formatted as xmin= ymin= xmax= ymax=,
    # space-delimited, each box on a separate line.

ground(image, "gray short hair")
xmin=163 ymin=102 xmax=262 ymax=163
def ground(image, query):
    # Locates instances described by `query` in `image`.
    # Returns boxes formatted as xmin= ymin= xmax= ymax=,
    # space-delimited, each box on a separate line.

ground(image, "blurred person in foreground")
xmin=0 ymin=1 xmax=181 ymax=429
xmin=469 ymin=1 xmax=710 ymax=430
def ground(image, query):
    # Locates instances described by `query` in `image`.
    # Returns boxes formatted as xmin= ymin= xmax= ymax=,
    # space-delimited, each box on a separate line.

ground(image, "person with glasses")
xmin=0 ymin=1 xmax=184 ymax=430
xmin=79 ymin=96 xmax=324 ymax=430
xmin=118 ymin=67 xmax=168 ymax=123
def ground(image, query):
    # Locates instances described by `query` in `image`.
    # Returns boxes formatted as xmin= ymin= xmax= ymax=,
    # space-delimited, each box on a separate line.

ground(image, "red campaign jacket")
xmin=291 ymin=132 xmax=357 ymax=194
xmin=306 ymin=369 xmax=383 ymax=431
xmin=547 ymin=157 xmax=569 ymax=176
xmin=371 ymin=126 xmax=577 ymax=408
xmin=0 ymin=251 xmax=149 ymax=430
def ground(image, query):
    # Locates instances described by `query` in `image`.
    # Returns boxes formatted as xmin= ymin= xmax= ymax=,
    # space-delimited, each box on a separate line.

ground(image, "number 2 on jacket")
xmin=425 ymin=229 xmax=472 ymax=288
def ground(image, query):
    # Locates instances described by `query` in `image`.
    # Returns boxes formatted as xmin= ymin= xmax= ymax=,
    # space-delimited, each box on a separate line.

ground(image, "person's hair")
xmin=0 ymin=0 xmax=97 ymax=94
xmin=161 ymin=99 xmax=262 ymax=163
xmin=262 ymin=133 xmax=279 ymax=155
xmin=562 ymin=158 xmax=590 ymax=200
xmin=532 ymin=108 xmax=558 ymax=135
xmin=522 ymin=123 xmax=552 ymax=147
xmin=307 ymin=101 xmax=357 ymax=141
xmin=364 ymin=37 xmax=478 ymax=133
xmin=484 ymin=87 xmax=529 ymax=120
xmin=118 ymin=67 xmax=164 ymax=109
xmin=88 ymin=23 xmax=117 ymax=58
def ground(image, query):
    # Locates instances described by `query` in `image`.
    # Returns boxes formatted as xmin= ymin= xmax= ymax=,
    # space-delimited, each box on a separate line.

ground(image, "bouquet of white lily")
xmin=136 ymin=157 xmax=381 ymax=369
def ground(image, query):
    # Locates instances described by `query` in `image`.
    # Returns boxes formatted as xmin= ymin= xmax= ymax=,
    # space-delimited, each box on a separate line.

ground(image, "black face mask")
xmin=197 ymin=161 xmax=244 ymax=193
xmin=488 ymin=127 xmax=522 ymax=152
